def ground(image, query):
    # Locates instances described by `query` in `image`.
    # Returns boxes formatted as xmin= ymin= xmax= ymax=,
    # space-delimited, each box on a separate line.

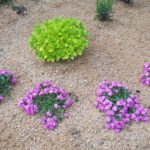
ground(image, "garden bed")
xmin=0 ymin=0 xmax=150 ymax=150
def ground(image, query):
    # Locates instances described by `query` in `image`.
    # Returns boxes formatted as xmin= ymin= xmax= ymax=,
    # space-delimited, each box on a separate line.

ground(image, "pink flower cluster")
xmin=18 ymin=81 xmax=73 ymax=130
xmin=95 ymin=81 xmax=148 ymax=133
xmin=0 ymin=96 xmax=4 ymax=103
xmin=0 ymin=69 xmax=17 ymax=102
xmin=40 ymin=113 xmax=58 ymax=130
xmin=140 ymin=62 xmax=150 ymax=86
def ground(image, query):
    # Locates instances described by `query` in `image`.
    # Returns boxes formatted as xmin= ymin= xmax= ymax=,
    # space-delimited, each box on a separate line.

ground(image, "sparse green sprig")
xmin=96 ymin=0 xmax=115 ymax=21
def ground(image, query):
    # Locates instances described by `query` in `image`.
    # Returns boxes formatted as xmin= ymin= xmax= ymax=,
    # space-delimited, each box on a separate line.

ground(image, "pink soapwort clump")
xmin=140 ymin=62 xmax=150 ymax=86
xmin=0 ymin=69 xmax=17 ymax=102
xmin=0 ymin=96 xmax=4 ymax=102
xmin=95 ymin=80 xmax=148 ymax=133
xmin=18 ymin=81 xmax=74 ymax=130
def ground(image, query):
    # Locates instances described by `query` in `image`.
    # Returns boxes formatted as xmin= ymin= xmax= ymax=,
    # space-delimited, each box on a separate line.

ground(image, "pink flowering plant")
xmin=18 ymin=81 xmax=74 ymax=130
xmin=0 ymin=69 xmax=17 ymax=103
xmin=95 ymin=81 xmax=148 ymax=133
xmin=140 ymin=62 xmax=150 ymax=86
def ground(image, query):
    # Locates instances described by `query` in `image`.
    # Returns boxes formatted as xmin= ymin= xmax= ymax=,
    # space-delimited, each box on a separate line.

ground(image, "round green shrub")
xmin=29 ymin=18 xmax=88 ymax=62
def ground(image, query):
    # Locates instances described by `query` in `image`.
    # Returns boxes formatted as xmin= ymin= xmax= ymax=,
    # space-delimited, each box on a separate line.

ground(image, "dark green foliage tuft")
xmin=0 ymin=75 xmax=12 ymax=97
xmin=96 ymin=0 xmax=115 ymax=21
xmin=122 ymin=0 xmax=133 ymax=4
xmin=0 ymin=0 xmax=11 ymax=5
xmin=33 ymin=94 xmax=66 ymax=115
xmin=107 ymin=87 xmax=130 ymax=104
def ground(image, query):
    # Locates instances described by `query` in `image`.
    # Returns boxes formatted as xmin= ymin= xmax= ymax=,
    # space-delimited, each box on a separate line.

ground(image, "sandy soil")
xmin=0 ymin=0 xmax=150 ymax=149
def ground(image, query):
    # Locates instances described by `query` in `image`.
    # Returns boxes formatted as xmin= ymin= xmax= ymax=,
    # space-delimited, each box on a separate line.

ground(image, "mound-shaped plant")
xmin=94 ymin=81 xmax=148 ymax=132
xmin=140 ymin=62 xmax=150 ymax=86
xmin=29 ymin=18 xmax=88 ymax=62
xmin=18 ymin=81 xmax=75 ymax=130
xmin=0 ymin=69 xmax=17 ymax=102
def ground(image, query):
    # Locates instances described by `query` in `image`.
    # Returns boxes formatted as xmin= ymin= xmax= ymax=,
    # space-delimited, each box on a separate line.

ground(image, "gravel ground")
xmin=0 ymin=0 xmax=150 ymax=150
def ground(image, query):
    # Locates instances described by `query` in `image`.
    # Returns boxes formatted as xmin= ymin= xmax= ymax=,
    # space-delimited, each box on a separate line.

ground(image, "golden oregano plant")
xmin=29 ymin=18 xmax=88 ymax=62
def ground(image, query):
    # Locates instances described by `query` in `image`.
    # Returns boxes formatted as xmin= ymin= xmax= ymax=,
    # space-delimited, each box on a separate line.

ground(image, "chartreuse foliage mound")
xmin=29 ymin=18 xmax=88 ymax=62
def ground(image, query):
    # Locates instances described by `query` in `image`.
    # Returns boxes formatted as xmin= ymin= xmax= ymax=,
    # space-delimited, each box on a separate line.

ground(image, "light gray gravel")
xmin=0 ymin=0 xmax=150 ymax=150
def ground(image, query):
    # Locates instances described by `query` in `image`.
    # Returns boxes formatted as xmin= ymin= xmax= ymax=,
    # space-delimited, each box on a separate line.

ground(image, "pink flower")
xmin=140 ymin=62 xmax=150 ymax=86
xmin=54 ymin=103 xmax=59 ymax=109
xmin=112 ymin=106 xmax=117 ymax=112
xmin=11 ymin=77 xmax=17 ymax=85
xmin=46 ymin=111 xmax=51 ymax=117
xmin=106 ymin=110 xmax=114 ymax=116
xmin=18 ymin=98 xmax=26 ymax=108
xmin=106 ymin=116 xmax=111 ymax=122
xmin=25 ymin=104 xmax=37 ymax=116
xmin=40 ymin=116 xmax=47 ymax=124
xmin=65 ymin=99 xmax=73 ymax=107
xmin=64 ymin=112 xmax=69 ymax=118
xmin=45 ymin=117 xmax=58 ymax=130
xmin=57 ymin=95 xmax=65 ymax=101
xmin=0 ymin=96 xmax=4 ymax=102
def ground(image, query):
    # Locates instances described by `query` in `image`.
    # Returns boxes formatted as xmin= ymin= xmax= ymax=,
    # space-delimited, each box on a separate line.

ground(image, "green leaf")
xmin=29 ymin=18 xmax=88 ymax=62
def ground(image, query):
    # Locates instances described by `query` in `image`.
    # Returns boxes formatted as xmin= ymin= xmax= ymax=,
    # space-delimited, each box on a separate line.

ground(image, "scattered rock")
xmin=90 ymin=141 xmax=104 ymax=149
xmin=0 ymin=48 xmax=3 ymax=52
xmin=141 ymin=144 xmax=150 ymax=150
xmin=68 ymin=127 xmax=81 ymax=139
xmin=136 ymin=90 xmax=140 ymax=93
xmin=15 ymin=5 xmax=27 ymax=15
xmin=69 ymin=92 xmax=79 ymax=102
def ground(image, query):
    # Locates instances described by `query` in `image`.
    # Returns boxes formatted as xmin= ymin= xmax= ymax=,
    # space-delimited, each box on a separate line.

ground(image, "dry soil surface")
xmin=0 ymin=0 xmax=150 ymax=150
